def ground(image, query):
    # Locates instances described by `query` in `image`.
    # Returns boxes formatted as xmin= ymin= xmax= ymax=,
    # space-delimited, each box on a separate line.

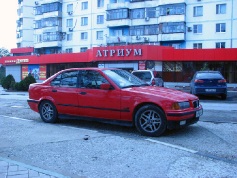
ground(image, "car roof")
xmin=196 ymin=71 xmax=221 ymax=73
xmin=58 ymin=67 xmax=121 ymax=72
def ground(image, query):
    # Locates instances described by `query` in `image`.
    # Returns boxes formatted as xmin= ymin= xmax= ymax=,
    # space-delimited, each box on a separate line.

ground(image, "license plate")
xmin=205 ymin=89 xmax=216 ymax=92
xmin=196 ymin=109 xmax=203 ymax=117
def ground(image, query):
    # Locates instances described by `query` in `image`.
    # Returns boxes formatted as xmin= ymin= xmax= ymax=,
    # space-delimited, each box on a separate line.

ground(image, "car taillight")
xmin=194 ymin=79 xmax=204 ymax=83
xmin=151 ymin=79 xmax=155 ymax=86
xmin=218 ymin=79 xmax=226 ymax=83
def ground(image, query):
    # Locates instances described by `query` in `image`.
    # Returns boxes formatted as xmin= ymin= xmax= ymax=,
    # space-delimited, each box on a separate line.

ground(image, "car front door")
xmin=77 ymin=70 xmax=121 ymax=120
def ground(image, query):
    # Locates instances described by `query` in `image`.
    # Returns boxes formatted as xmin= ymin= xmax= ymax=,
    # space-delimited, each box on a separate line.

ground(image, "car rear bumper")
xmin=27 ymin=99 xmax=39 ymax=112
xmin=194 ymin=87 xmax=227 ymax=95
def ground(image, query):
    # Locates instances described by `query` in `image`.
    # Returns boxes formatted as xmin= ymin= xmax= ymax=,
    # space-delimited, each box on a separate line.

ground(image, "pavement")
xmin=0 ymin=82 xmax=237 ymax=178
xmin=0 ymin=156 xmax=69 ymax=178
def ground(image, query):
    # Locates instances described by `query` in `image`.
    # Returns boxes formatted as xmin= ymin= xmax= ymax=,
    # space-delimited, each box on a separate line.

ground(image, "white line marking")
xmin=11 ymin=106 xmax=25 ymax=108
xmin=0 ymin=115 xmax=33 ymax=122
xmin=146 ymin=138 xmax=198 ymax=154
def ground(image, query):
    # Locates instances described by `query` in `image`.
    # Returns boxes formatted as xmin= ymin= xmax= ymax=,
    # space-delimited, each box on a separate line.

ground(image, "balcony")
xmin=107 ymin=2 xmax=130 ymax=10
xmin=159 ymin=33 xmax=185 ymax=41
xmin=107 ymin=19 xmax=131 ymax=27
xmin=106 ymin=36 xmax=130 ymax=44
xmin=106 ymin=35 xmax=159 ymax=44
xmin=34 ymin=41 xmax=62 ymax=48
xmin=158 ymin=15 xmax=185 ymax=23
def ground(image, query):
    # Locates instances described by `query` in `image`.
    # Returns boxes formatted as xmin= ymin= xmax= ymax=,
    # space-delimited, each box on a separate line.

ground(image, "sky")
xmin=0 ymin=1 xmax=18 ymax=50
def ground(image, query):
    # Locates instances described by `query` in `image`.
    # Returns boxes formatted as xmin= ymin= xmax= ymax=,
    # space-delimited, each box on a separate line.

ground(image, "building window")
xmin=97 ymin=0 xmax=104 ymax=7
xmin=41 ymin=2 xmax=61 ymax=13
xmin=67 ymin=34 xmax=72 ymax=41
xmin=146 ymin=7 xmax=157 ymax=18
xmin=216 ymin=42 xmax=225 ymax=48
xmin=82 ymin=2 xmax=88 ymax=10
xmin=66 ymin=48 xmax=73 ymax=53
xmin=144 ymin=25 xmax=158 ymax=35
xmin=107 ymin=9 xmax=129 ymax=20
xmin=131 ymin=9 xmax=145 ymax=19
xmin=67 ymin=19 xmax=73 ymax=27
xmin=41 ymin=17 xmax=61 ymax=28
xmin=193 ymin=43 xmax=202 ymax=49
xmin=34 ymin=6 xmax=42 ymax=15
xmin=216 ymin=23 xmax=226 ymax=32
xmin=97 ymin=15 xmax=104 ymax=24
xmin=216 ymin=4 xmax=226 ymax=14
xmin=81 ymin=17 xmax=88 ymax=26
xmin=193 ymin=6 xmax=203 ymax=17
xmin=43 ymin=32 xmax=59 ymax=42
xmin=67 ymin=4 xmax=73 ymax=13
xmin=81 ymin=32 xmax=88 ymax=40
xmin=159 ymin=4 xmax=185 ymax=16
xmin=96 ymin=31 xmax=103 ymax=40
xmin=160 ymin=22 xmax=185 ymax=34
xmin=193 ymin=24 xmax=202 ymax=34
xmin=80 ymin=47 xmax=88 ymax=52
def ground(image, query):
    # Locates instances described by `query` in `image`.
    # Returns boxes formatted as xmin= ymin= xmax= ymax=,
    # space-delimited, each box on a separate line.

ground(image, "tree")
xmin=0 ymin=48 xmax=10 ymax=58
xmin=0 ymin=66 xmax=6 ymax=84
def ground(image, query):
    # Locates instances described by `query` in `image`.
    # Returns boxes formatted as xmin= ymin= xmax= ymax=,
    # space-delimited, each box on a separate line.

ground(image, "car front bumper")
xmin=166 ymin=107 xmax=203 ymax=129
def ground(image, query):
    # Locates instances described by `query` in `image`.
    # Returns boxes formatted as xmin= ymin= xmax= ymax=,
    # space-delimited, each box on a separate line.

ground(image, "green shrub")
xmin=19 ymin=75 xmax=36 ymax=91
xmin=1 ymin=74 xmax=15 ymax=90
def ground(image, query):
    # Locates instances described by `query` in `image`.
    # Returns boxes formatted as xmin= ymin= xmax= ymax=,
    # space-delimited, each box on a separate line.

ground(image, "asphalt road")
xmin=0 ymin=90 xmax=237 ymax=177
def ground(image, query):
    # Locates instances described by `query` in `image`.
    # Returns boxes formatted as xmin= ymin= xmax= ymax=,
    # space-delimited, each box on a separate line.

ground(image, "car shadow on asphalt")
xmin=58 ymin=118 xmax=200 ymax=138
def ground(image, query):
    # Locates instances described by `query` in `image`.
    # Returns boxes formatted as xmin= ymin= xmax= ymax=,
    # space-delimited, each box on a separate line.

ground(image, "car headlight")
xmin=171 ymin=101 xmax=190 ymax=110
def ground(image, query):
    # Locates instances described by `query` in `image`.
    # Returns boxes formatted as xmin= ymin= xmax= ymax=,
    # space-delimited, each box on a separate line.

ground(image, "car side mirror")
xmin=100 ymin=83 xmax=111 ymax=90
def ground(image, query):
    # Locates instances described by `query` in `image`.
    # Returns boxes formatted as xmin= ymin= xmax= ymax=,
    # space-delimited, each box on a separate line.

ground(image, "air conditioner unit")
xmin=144 ymin=37 xmax=149 ymax=41
xmin=187 ymin=27 xmax=192 ymax=32
xmin=136 ymin=36 xmax=140 ymax=40
xmin=35 ymin=1 xmax=39 ymax=5
xmin=68 ymin=11 xmax=73 ymax=15
xmin=69 ymin=28 xmax=73 ymax=32
xmin=145 ymin=17 xmax=150 ymax=21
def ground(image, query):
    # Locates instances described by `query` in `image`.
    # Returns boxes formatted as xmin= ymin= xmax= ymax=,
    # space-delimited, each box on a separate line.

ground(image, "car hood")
xmin=124 ymin=86 xmax=197 ymax=101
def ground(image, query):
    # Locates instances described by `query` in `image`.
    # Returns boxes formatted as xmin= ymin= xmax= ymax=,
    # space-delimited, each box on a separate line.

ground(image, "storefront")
xmin=1 ymin=45 xmax=237 ymax=83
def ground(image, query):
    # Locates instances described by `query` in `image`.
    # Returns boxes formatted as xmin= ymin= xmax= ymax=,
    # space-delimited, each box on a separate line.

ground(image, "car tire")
xmin=135 ymin=105 xmax=167 ymax=137
xmin=39 ymin=100 xmax=58 ymax=123
xmin=221 ymin=94 xmax=227 ymax=100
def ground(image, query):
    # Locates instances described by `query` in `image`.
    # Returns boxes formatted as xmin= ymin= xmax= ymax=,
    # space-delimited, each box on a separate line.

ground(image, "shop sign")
xmin=16 ymin=59 xmax=29 ymax=64
xmin=5 ymin=59 xmax=29 ymax=64
xmin=96 ymin=48 xmax=142 ymax=57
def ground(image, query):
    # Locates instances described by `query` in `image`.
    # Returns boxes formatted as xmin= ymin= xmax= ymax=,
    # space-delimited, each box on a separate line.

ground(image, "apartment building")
xmin=2 ymin=0 xmax=236 ymax=83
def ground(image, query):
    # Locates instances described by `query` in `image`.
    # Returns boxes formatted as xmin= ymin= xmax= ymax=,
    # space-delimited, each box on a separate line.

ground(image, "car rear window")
xmin=196 ymin=72 xmax=223 ymax=79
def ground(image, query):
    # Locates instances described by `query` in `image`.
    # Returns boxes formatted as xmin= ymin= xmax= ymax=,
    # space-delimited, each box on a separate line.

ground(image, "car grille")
xmin=192 ymin=100 xmax=199 ymax=108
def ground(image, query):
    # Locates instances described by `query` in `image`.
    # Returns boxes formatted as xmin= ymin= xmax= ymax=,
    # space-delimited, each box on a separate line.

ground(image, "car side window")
xmin=79 ymin=70 xmax=109 ymax=89
xmin=51 ymin=71 xmax=78 ymax=88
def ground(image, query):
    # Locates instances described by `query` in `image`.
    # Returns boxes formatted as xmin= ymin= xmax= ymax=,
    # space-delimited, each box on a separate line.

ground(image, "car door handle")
xmin=79 ymin=92 xmax=87 ymax=95
xmin=52 ymin=89 xmax=57 ymax=92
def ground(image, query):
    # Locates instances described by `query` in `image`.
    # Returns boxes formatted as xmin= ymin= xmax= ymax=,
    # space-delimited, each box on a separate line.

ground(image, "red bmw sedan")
xmin=27 ymin=68 xmax=203 ymax=137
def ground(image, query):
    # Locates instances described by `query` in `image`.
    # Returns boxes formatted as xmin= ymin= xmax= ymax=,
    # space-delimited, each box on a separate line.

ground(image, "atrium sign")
xmin=96 ymin=48 xmax=142 ymax=57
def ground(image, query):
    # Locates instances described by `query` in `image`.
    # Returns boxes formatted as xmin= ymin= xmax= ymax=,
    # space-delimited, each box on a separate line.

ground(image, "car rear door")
xmin=50 ymin=70 xmax=80 ymax=115
xmin=77 ymin=70 xmax=121 ymax=120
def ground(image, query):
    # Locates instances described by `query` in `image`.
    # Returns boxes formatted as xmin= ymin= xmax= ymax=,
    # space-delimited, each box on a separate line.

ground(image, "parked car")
xmin=190 ymin=71 xmax=227 ymax=100
xmin=27 ymin=68 xmax=203 ymax=137
xmin=131 ymin=70 xmax=164 ymax=87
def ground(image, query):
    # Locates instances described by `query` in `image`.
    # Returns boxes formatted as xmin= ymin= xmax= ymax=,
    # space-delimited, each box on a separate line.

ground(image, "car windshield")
xmin=103 ymin=69 xmax=148 ymax=88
